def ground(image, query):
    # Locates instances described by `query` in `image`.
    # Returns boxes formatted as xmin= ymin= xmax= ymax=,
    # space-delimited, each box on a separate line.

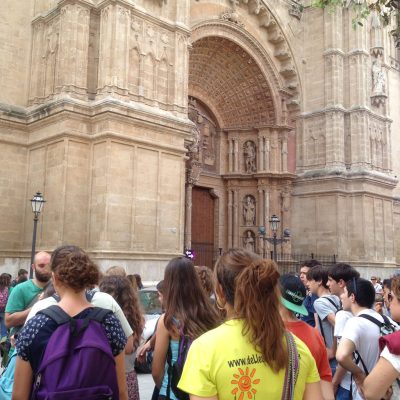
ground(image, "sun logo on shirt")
xmin=231 ymin=367 xmax=260 ymax=400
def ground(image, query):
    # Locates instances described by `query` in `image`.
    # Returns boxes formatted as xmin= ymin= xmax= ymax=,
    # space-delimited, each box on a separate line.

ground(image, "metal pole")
xmin=30 ymin=215 xmax=38 ymax=279
xmin=273 ymin=232 xmax=277 ymax=262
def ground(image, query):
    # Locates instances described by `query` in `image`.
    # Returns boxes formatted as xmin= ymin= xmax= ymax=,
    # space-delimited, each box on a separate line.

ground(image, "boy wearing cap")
xmin=280 ymin=274 xmax=334 ymax=400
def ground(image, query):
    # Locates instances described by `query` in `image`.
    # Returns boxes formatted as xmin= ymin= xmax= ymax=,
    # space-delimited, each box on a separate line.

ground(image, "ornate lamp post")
xmin=258 ymin=215 xmax=290 ymax=262
xmin=30 ymin=192 xmax=45 ymax=278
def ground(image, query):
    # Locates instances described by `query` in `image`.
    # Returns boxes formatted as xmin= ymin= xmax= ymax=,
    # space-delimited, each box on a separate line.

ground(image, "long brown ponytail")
xmin=216 ymin=248 xmax=287 ymax=372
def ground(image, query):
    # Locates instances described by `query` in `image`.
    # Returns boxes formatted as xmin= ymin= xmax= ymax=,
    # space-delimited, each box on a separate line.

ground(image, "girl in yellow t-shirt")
xmin=178 ymin=249 xmax=322 ymax=400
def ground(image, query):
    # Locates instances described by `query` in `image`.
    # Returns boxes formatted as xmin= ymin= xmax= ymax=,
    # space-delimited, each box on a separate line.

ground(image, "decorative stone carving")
xmin=244 ymin=140 xmax=256 ymax=173
xmin=372 ymin=57 xmax=386 ymax=95
xmin=289 ymin=3 xmax=303 ymax=20
xmin=243 ymin=195 xmax=256 ymax=226
xmin=188 ymin=97 xmax=217 ymax=170
xmin=220 ymin=9 xmax=245 ymax=27
xmin=243 ymin=230 xmax=256 ymax=253
xmin=371 ymin=56 xmax=387 ymax=107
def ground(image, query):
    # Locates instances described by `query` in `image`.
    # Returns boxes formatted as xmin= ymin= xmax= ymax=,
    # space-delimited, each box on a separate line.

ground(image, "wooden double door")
xmin=191 ymin=187 xmax=215 ymax=268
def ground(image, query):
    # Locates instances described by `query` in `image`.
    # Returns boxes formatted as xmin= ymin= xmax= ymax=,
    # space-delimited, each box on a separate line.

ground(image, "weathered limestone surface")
xmin=0 ymin=0 xmax=399 ymax=277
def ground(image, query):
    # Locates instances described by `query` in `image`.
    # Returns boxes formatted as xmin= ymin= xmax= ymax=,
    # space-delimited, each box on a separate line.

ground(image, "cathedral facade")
xmin=1 ymin=0 xmax=399 ymax=276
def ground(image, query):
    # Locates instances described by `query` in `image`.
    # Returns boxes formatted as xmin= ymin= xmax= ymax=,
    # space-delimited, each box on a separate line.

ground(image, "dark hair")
xmin=99 ymin=275 xmax=144 ymax=348
xmin=194 ymin=265 xmax=214 ymax=297
xmin=163 ymin=257 xmax=219 ymax=339
xmin=41 ymin=282 xmax=56 ymax=299
xmin=50 ymin=245 xmax=99 ymax=291
xmin=17 ymin=269 xmax=28 ymax=277
xmin=156 ymin=280 xmax=164 ymax=294
xmin=346 ymin=278 xmax=375 ymax=308
xmin=300 ymin=259 xmax=321 ymax=269
xmin=328 ymin=263 xmax=360 ymax=283
xmin=306 ymin=265 xmax=329 ymax=288
xmin=126 ymin=274 xmax=138 ymax=290
xmin=0 ymin=273 xmax=10 ymax=288
xmin=383 ymin=278 xmax=392 ymax=290
xmin=134 ymin=274 xmax=144 ymax=290
xmin=216 ymin=249 xmax=286 ymax=373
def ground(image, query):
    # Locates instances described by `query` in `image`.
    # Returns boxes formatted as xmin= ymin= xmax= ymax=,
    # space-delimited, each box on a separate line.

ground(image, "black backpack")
xmin=166 ymin=334 xmax=192 ymax=400
xmin=354 ymin=314 xmax=397 ymax=373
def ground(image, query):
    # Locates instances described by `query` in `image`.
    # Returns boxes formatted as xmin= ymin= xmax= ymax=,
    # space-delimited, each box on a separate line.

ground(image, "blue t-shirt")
xmin=16 ymin=307 xmax=127 ymax=374
xmin=300 ymin=294 xmax=318 ymax=327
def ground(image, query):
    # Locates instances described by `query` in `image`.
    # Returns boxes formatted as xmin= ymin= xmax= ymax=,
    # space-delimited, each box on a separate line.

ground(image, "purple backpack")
xmin=31 ymin=305 xmax=119 ymax=400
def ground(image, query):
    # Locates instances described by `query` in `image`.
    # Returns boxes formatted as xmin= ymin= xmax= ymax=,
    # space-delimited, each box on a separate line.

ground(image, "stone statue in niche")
xmin=372 ymin=57 xmax=386 ymax=95
xmin=244 ymin=141 xmax=256 ymax=173
xmin=243 ymin=195 xmax=256 ymax=226
xmin=188 ymin=97 xmax=217 ymax=169
xmin=243 ymin=230 xmax=255 ymax=253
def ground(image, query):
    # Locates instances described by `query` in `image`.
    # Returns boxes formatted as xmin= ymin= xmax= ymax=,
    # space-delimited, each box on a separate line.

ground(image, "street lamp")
xmin=30 ymin=192 xmax=45 ymax=278
xmin=258 ymin=215 xmax=290 ymax=262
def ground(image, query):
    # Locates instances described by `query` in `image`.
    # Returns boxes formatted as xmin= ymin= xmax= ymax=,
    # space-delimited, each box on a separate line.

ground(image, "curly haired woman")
xmin=12 ymin=245 xmax=128 ymax=400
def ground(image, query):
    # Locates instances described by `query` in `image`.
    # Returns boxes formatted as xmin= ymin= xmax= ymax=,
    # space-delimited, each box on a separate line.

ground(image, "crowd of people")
xmin=0 ymin=246 xmax=400 ymax=400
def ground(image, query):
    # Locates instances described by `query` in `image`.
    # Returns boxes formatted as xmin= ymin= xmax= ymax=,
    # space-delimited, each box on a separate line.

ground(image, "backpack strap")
xmin=86 ymin=307 xmax=112 ymax=323
xmin=38 ymin=305 xmax=72 ymax=325
xmin=281 ymin=332 xmax=299 ymax=400
xmin=358 ymin=314 xmax=383 ymax=328
xmin=323 ymin=296 xmax=341 ymax=312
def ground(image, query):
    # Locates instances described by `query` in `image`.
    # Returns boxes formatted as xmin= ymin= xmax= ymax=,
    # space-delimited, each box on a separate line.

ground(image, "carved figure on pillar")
xmin=244 ymin=140 xmax=256 ymax=173
xmin=372 ymin=57 xmax=386 ymax=95
xmin=243 ymin=195 xmax=256 ymax=226
xmin=243 ymin=230 xmax=255 ymax=253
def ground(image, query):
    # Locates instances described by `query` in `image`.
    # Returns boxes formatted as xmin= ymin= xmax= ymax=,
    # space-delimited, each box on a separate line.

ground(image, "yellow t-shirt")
xmin=178 ymin=319 xmax=320 ymax=399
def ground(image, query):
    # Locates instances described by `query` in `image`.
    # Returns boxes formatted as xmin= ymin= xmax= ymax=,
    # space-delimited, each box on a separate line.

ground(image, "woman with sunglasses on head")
xmin=178 ymin=248 xmax=322 ymax=400
xmin=151 ymin=256 xmax=220 ymax=400
xmin=363 ymin=277 xmax=400 ymax=400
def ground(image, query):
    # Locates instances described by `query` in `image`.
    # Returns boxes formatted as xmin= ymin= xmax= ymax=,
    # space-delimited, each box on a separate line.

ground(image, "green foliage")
xmin=312 ymin=0 xmax=400 ymax=27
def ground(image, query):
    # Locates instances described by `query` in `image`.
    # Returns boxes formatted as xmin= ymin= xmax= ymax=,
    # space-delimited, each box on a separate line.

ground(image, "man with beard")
xmin=5 ymin=251 xmax=51 ymax=335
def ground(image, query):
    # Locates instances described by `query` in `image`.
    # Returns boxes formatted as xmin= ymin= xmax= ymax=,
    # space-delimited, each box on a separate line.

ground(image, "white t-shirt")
xmin=381 ymin=346 xmax=400 ymax=373
xmin=341 ymin=309 xmax=387 ymax=400
xmin=26 ymin=291 xmax=133 ymax=337
xmin=334 ymin=310 xmax=353 ymax=390
xmin=314 ymin=294 xmax=340 ymax=349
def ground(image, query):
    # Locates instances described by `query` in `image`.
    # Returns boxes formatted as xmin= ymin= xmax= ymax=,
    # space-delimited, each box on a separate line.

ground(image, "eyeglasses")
xmin=388 ymin=293 xmax=394 ymax=303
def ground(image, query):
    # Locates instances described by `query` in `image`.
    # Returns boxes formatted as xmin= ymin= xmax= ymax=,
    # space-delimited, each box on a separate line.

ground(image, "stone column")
xmin=233 ymin=189 xmax=239 ymax=247
xmin=258 ymin=188 xmax=264 ymax=255
xmin=282 ymin=135 xmax=288 ymax=172
xmin=265 ymin=139 xmax=270 ymax=172
xmin=228 ymin=189 xmax=233 ymax=248
xmin=228 ymin=139 xmax=233 ymax=173
xmin=184 ymin=183 xmax=193 ymax=249
xmin=234 ymin=139 xmax=239 ymax=172
xmin=258 ymin=136 xmax=263 ymax=171
xmin=264 ymin=188 xmax=270 ymax=226
xmin=58 ymin=4 xmax=91 ymax=95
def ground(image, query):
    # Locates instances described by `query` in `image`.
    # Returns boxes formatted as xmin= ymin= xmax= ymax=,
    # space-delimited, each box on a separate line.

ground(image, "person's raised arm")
xmin=362 ymin=357 xmax=398 ymax=400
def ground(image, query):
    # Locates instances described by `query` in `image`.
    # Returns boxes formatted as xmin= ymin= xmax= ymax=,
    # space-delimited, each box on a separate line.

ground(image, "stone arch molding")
xmin=190 ymin=15 xmax=301 ymax=123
